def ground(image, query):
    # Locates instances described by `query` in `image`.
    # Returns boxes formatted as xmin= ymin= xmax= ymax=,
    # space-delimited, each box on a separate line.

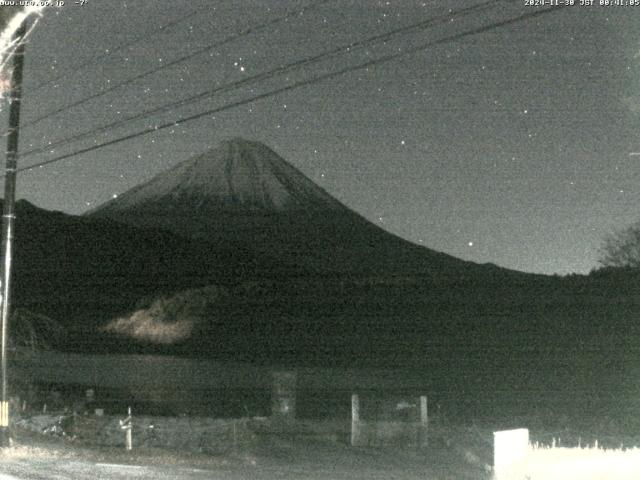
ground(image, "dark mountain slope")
xmin=5 ymin=200 xmax=306 ymax=350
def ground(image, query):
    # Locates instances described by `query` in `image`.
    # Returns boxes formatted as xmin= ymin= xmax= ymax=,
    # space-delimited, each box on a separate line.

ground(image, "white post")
xmin=126 ymin=425 xmax=132 ymax=450
xmin=419 ymin=395 xmax=428 ymax=447
xmin=120 ymin=406 xmax=132 ymax=451
xmin=351 ymin=394 xmax=361 ymax=446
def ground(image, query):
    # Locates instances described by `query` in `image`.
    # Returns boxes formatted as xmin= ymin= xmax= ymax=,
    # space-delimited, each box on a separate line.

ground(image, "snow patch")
xmin=102 ymin=286 xmax=221 ymax=345
xmin=91 ymin=138 xmax=345 ymax=214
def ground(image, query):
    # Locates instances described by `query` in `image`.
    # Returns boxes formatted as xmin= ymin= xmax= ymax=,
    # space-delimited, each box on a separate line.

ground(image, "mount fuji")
xmin=88 ymin=138 xmax=513 ymax=279
xmin=91 ymin=138 xmax=345 ymax=217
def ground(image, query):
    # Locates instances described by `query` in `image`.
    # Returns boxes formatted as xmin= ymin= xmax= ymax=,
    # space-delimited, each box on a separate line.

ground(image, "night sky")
xmin=1 ymin=0 xmax=638 ymax=275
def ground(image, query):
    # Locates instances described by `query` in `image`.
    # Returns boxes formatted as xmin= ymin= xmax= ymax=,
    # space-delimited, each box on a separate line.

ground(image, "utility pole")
xmin=0 ymin=20 xmax=27 ymax=447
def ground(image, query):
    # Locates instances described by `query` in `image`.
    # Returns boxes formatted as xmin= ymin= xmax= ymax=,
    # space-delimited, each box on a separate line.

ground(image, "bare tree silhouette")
xmin=599 ymin=221 xmax=640 ymax=268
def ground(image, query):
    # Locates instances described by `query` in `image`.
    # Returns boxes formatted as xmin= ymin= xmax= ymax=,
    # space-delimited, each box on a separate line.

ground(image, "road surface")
xmin=0 ymin=458 xmax=224 ymax=479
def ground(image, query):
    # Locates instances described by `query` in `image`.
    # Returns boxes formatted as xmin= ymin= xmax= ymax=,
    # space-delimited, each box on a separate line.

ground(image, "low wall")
xmin=18 ymin=414 xmax=267 ymax=453
xmin=17 ymin=413 xmax=428 ymax=450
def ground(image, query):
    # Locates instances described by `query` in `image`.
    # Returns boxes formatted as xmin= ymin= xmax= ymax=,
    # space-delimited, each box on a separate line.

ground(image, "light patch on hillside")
xmin=103 ymin=286 xmax=223 ymax=345
xmin=103 ymin=310 xmax=194 ymax=345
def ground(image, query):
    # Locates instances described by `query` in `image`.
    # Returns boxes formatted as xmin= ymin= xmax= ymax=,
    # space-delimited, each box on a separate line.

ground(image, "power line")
xmin=20 ymin=0 xmax=507 ymax=159
xmin=30 ymin=5 xmax=206 ymax=94
xmin=24 ymin=0 xmax=333 ymax=129
xmin=16 ymin=4 xmax=569 ymax=176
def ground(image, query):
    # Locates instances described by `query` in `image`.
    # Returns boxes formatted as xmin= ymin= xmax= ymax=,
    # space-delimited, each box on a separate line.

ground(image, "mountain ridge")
xmin=87 ymin=138 xmax=531 ymax=279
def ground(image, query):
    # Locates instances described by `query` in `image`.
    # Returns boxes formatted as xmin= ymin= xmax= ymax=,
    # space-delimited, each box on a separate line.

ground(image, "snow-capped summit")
xmin=92 ymin=138 xmax=344 ymax=215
